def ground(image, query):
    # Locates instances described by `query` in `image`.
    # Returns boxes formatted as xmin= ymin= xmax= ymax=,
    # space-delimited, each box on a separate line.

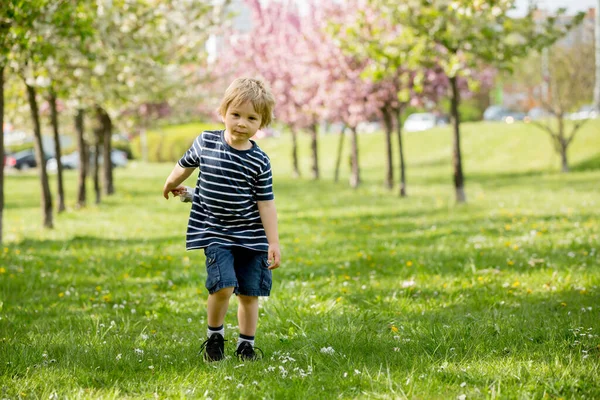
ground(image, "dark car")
xmin=4 ymin=149 xmax=49 ymax=170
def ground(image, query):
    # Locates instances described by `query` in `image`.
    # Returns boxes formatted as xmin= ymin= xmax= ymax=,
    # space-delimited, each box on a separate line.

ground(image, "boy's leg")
xmin=207 ymin=287 xmax=235 ymax=328
xmin=237 ymin=294 xmax=258 ymax=336
xmin=202 ymin=245 xmax=238 ymax=361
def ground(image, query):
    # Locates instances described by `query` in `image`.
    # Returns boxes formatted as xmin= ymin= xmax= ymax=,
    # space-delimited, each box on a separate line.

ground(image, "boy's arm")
xmin=257 ymin=199 xmax=280 ymax=270
xmin=163 ymin=163 xmax=195 ymax=199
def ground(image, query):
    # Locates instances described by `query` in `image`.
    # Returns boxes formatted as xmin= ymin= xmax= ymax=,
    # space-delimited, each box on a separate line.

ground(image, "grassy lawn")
xmin=1 ymin=120 xmax=599 ymax=399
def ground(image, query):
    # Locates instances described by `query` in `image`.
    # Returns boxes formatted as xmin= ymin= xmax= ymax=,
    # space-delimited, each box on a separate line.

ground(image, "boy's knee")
xmin=211 ymin=287 xmax=234 ymax=300
xmin=237 ymin=294 xmax=258 ymax=305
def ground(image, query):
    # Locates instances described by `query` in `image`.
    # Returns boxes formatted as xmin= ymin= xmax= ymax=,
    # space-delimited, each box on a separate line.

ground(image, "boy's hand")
xmin=267 ymin=243 xmax=281 ymax=270
xmin=163 ymin=184 xmax=185 ymax=199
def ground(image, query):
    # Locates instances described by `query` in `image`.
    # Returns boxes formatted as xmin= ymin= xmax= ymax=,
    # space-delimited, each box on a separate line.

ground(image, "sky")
xmin=514 ymin=0 xmax=595 ymax=14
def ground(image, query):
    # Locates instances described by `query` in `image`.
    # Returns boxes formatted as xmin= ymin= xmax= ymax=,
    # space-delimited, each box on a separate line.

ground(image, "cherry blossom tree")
xmin=221 ymin=0 xmax=330 ymax=179
xmin=370 ymin=0 xmax=585 ymax=203
xmin=332 ymin=0 xmax=448 ymax=195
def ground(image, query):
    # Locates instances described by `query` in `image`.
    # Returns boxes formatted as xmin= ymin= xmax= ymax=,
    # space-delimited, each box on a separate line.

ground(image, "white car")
xmin=47 ymin=149 xmax=128 ymax=172
xmin=569 ymin=105 xmax=598 ymax=121
xmin=403 ymin=113 xmax=438 ymax=132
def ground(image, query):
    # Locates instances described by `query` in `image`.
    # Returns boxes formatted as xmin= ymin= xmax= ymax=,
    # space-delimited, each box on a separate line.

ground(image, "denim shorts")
xmin=203 ymin=244 xmax=272 ymax=297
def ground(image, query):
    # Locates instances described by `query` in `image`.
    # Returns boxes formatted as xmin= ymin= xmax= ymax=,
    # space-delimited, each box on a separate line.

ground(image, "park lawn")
xmin=1 ymin=120 xmax=599 ymax=399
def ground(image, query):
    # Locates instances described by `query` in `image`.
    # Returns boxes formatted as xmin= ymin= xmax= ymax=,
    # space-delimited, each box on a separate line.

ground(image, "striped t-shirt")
xmin=178 ymin=130 xmax=274 ymax=252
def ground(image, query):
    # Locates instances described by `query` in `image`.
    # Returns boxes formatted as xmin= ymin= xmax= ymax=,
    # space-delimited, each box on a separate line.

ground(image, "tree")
xmin=595 ymin=0 xmax=600 ymax=110
xmin=332 ymin=0 xmax=449 ymax=195
xmin=523 ymin=42 xmax=594 ymax=172
xmin=371 ymin=0 xmax=584 ymax=203
xmin=220 ymin=0 xmax=340 ymax=180
xmin=0 ymin=0 xmax=47 ymax=240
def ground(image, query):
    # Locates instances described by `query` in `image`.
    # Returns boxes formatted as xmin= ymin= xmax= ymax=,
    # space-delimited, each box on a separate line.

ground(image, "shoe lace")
xmin=236 ymin=341 xmax=264 ymax=360
xmin=199 ymin=334 xmax=226 ymax=356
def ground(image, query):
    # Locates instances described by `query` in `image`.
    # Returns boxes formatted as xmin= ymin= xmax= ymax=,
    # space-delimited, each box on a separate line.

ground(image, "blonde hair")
xmin=218 ymin=78 xmax=275 ymax=128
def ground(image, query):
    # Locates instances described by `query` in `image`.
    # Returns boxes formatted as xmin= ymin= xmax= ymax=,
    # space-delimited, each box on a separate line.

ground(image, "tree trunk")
xmin=75 ymin=108 xmax=87 ymax=208
xmin=381 ymin=106 xmax=394 ymax=189
xmin=49 ymin=90 xmax=65 ymax=213
xmin=101 ymin=109 xmax=114 ymax=195
xmin=310 ymin=123 xmax=319 ymax=180
xmin=349 ymin=125 xmax=360 ymax=189
xmin=395 ymin=108 xmax=407 ymax=197
xmin=594 ymin=0 xmax=600 ymax=111
xmin=26 ymin=83 xmax=53 ymax=228
xmin=449 ymin=76 xmax=466 ymax=204
xmin=92 ymin=113 xmax=102 ymax=205
xmin=93 ymin=139 xmax=101 ymax=204
xmin=290 ymin=126 xmax=300 ymax=178
xmin=558 ymin=116 xmax=569 ymax=172
xmin=334 ymin=125 xmax=346 ymax=183
xmin=0 ymin=66 xmax=5 ymax=244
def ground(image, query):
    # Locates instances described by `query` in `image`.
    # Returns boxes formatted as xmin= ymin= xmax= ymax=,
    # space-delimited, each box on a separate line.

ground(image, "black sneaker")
xmin=236 ymin=341 xmax=264 ymax=361
xmin=200 ymin=333 xmax=226 ymax=362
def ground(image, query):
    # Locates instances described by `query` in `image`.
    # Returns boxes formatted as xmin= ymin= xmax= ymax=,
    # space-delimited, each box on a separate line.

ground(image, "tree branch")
xmin=566 ymin=118 xmax=589 ymax=147
xmin=530 ymin=119 xmax=557 ymax=139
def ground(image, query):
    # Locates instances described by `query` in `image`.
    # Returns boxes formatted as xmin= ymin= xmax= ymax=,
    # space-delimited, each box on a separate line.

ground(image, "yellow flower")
xmin=560 ymin=302 xmax=567 ymax=307
xmin=391 ymin=326 xmax=399 ymax=333
xmin=58 ymin=292 xmax=64 ymax=298
xmin=0 ymin=267 xmax=5 ymax=274
xmin=336 ymin=297 xmax=342 ymax=303
xmin=513 ymin=245 xmax=519 ymax=250
xmin=96 ymin=286 xmax=102 ymax=292
xmin=505 ymin=224 xmax=511 ymax=231
xmin=512 ymin=281 xmax=520 ymax=288
xmin=507 ymin=260 xmax=514 ymax=266
xmin=406 ymin=261 xmax=413 ymax=267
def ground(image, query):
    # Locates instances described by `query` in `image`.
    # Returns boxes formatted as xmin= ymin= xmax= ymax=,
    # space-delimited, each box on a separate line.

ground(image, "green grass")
xmin=1 ymin=120 xmax=600 ymax=399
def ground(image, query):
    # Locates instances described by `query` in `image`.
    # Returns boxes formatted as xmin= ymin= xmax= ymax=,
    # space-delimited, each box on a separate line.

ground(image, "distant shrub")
xmin=130 ymin=123 xmax=221 ymax=162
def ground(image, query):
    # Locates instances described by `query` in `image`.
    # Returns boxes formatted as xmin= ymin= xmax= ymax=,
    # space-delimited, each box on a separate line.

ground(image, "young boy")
xmin=162 ymin=78 xmax=281 ymax=361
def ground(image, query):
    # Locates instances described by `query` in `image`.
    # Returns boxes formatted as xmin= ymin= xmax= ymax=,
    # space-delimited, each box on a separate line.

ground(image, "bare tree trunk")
xmin=93 ymin=114 xmax=102 ymax=204
xmin=290 ymin=126 xmax=300 ymax=178
xmin=101 ymin=108 xmax=114 ymax=195
xmin=75 ymin=108 xmax=87 ymax=208
xmin=449 ymin=76 xmax=466 ymax=204
xmin=395 ymin=108 xmax=407 ymax=197
xmin=595 ymin=0 xmax=600 ymax=111
xmin=26 ymin=83 xmax=53 ymax=228
xmin=49 ymin=90 xmax=65 ymax=213
xmin=0 ymin=66 xmax=5 ymax=244
xmin=310 ymin=123 xmax=319 ymax=180
xmin=349 ymin=125 xmax=360 ymax=188
xmin=93 ymin=140 xmax=101 ymax=204
xmin=334 ymin=125 xmax=346 ymax=183
xmin=381 ymin=106 xmax=394 ymax=190
xmin=558 ymin=116 xmax=569 ymax=172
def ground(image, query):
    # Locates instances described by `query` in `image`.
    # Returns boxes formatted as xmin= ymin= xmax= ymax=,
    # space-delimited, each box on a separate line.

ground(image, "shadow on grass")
xmin=572 ymin=152 xmax=600 ymax=172
xmin=410 ymin=168 xmax=600 ymax=191
xmin=13 ymin=235 xmax=181 ymax=251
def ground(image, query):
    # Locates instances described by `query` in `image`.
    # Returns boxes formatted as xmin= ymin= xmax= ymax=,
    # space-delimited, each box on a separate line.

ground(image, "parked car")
xmin=403 ymin=113 xmax=447 ymax=132
xmin=526 ymin=107 xmax=551 ymax=121
xmin=483 ymin=105 xmax=525 ymax=123
xmin=46 ymin=149 xmax=128 ymax=172
xmin=569 ymin=104 xmax=598 ymax=121
xmin=4 ymin=149 xmax=50 ymax=170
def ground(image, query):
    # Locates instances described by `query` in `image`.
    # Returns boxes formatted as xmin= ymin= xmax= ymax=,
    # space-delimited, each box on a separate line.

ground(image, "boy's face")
xmin=223 ymin=101 xmax=262 ymax=146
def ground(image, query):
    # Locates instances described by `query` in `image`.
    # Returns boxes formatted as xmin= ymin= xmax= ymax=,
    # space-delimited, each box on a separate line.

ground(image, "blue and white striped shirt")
xmin=178 ymin=130 xmax=274 ymax=252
